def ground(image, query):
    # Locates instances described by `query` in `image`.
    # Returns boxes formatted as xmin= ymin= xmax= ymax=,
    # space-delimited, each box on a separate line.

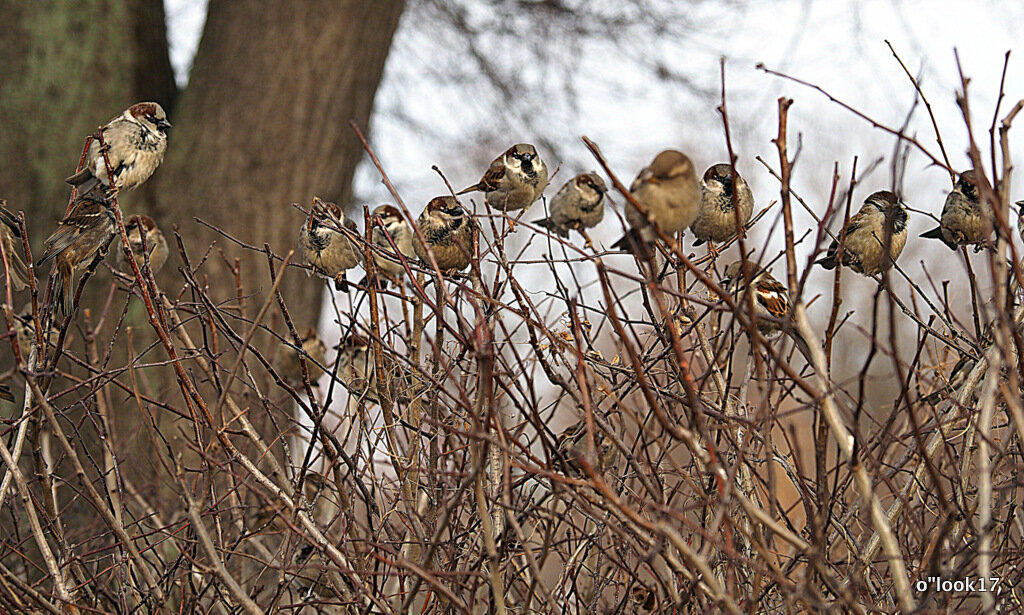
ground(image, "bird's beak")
xmin=158 ymin=118 xmax=172 ymax=130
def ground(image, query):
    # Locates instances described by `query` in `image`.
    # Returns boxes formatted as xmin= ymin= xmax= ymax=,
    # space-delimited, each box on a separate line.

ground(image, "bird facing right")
xmin=815 ymin=190 xmax=908 ymax=276
xmin=611 ymin=150 xmax=700 ymax=252
xmin=413 ymin=196 xmax=476 ymax=272
xmin=457 ymin=143 xmax=548 ymax=211
xmin=920 ymin=169 xmax=991 ymax=251
xmin=533 ymin=172 xmax=607 ymax=238
xmin=65 ymin=102 xmax=171 ymax=195
xmin=38 ymin=189 xmax=117 ymax=316
xmin=0 ymin=201 xmax=29 ymax=292
xmin=691 ymin=163 xmax=754 ymax=245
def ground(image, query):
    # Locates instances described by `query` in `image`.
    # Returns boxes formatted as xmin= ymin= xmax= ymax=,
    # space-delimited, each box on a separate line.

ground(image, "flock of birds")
xmin=0 ymin=101 xmax=1020 ymax=405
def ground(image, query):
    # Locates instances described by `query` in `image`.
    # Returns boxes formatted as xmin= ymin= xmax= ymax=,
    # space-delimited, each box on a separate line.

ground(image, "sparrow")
xmin=273 ymin=326 xmax=326 ymax=388
xmin=0 ymin=202 xmax=28 ymax=292
xmin=611 ymin=150 xmax=701 ymax=252
xmin=920 ymin=170 xmax=991 ymax=251
xmin=815 ymin=190 xmax=908 ymax=275
xmin=691 ymin=163 xmax=755 ymax=245
xmin=13 ymin=304 xmax=59 ymax=362
xmin=721 ymin=260 xmax=791 ymax=339
xmin=457 ymin=143 xmax=548 ymax=211
xmin=555 ymin=419 xmax=618 ymax=478
xmin=335 ymin=333 xmax=420 ymax=404
xmin=533 ymin=172 xmax=607 ymax=238
xmin=365 ymin=204 xmax=415 ymax=287
xmin=297 ymin=197 xmax=361 ymax=292
xmin=117 ymin=215 xmax=169 ymax=274
xmin=37 ymin=189 xmax=117 ymax=316
xmin=413 ymin=196 xmax=476 ymax=272
xmin=65 ymin=102 xmax=171 ymax=195
xmin=721 ymin=259 xmax=819 ymax=365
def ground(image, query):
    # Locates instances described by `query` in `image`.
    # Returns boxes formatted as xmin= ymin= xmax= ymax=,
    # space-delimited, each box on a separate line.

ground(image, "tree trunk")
xmin=152 ymin=0 xmax=406 ymax=330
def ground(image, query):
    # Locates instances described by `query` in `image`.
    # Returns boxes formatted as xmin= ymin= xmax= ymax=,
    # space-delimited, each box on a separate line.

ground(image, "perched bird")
xmin=555 ymin=420 xmax=618 ymax=478
xmin=117 ymin=215 xmax=169 ymax=274
xmin=413 ymin=196 xmax=476 ymax=272
xmin=365 ymin=204 xmax=415 ymax=287
xmin=815 ymin=190 xmax=908 ymax=275
xmin=297 ymin=197 xmax=361 ymax=292
xmin=273 ymin=326 xmax=326 ymax=388
xmin=38 ymin=190 xmax=117 ymax=316
xmin=920 ymin=170 xmax=990 ymax=251
xmin=611 ymin=150 xmax=701 ymax=252
xmin=65 ymin=102 xmax=171 ymax=195
xmin=335 ymin=333 xmax=421 ymax=404
xmin=0 ymin=201 xmax=29 ymax=292
xmin=14 ymin=303 xmax=58 ymax=361
xmin=691 ymin=163 xmax=755 ymax=245
xmin=457 ymin=143 xmax=548 ymax=211
xmin=721 ymin=260 xmax=791 ymax=339
xmin=533 ymin=172 xmax=607 ymax=238
xmin=721 ymin=259 xmax=817 ymax=364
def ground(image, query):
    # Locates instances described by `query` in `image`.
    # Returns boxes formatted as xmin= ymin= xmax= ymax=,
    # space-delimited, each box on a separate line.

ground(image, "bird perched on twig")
xmin=721 ymin=259 xmax=814 ymax=362
xmin=335 ymin=333 xmax=422 ymax=404
xmin=457 ymin=143 xmax=548 ymax=211
xmin=555 ymin=419 xmax=619 ymax=478
xmin=815 ymin=190 xmax=908 ymax=275
xmin=413 ymin=196 xmax=476 ymax=272
xmin=14 ymin=303 xmax=59 ymax=362
xmin=691 ymin=164 xmax=754 ymax=246
xmin=611 ymin=150 xmax=700 ymax=252
xmin=38 ymin=189 xmax=117 ymax=316
xmin=0 ymin=201 xmax=29 ymax=292
xmin=117 ymin=215 xmax=169 ymax=274
xmin=920 ymin=170 xmax=991 ymax=251
xmin=298 ymin=197 xmax=361 ymax=292
xmin=364 ymin=204 xmax=415 ymax=288
xmin=533 ymin=172 xmax=607 ymax=239
xmin=65 ymin=102 xmax=171 ymax=195
xmin=273 ymin=326 xmax=326 ymax=388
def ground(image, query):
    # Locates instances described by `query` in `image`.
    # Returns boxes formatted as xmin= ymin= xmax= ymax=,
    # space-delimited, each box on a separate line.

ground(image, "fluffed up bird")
xmin=298 ymin=197 xmax=361 ymax=292
xmin=14 ymin=303 xmax=58 ymax=362
xmin=815 ymin=190 xmax=908 ymax=275
xmin=612 ymin=150 xmax=700 ymax=252
xmin=0 ymin=201 xmax=29 ymax=292
xmin=413 ymin=196 xmax=476 ymax=272
xmin=38 ymin=189 xmax=117 ymax=316
xmin=457 ymin=143 xmax=548 ymax=211
xmin=273 ymin=326 xmax=327 ymax=388
xmin=117 ymin=215 xmax=168 ymax=274
xmin=335 ymin=333 xmax=422 ymax=405
xmin=721 ymin=259 xmax=815 ymax=362
xmin=365 ymin=204 xmax=415 ymax=287
xmin=65 ymin=102 xmax=171 ymax=195
xmin=555 ymin=419 xmax=619 ymax=478
xmin=533 ymin=172 xmax=607 ymax=239
xmin=691 ymin=163 xmax=754 ymax=245
xmin=920 ymin=170 xmax=991 ymax=251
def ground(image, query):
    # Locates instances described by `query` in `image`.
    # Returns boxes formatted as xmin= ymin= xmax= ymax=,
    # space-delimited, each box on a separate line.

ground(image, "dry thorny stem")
xmin=0 ymin=57 xmax=1023 ymax=614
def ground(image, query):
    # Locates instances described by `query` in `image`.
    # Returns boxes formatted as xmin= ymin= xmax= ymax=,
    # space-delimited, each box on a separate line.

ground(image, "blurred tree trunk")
xmin=151 ymin=0 xmax=406 ymax=330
